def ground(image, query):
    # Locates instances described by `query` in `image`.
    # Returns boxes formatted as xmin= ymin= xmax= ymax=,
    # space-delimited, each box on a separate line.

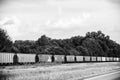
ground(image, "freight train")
xmin=0 ymin=52 xmax=119 ymax=65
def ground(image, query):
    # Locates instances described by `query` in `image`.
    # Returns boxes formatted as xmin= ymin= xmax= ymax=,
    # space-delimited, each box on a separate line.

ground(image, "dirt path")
xmin=0 ymin=62 xmax=120 ymax=80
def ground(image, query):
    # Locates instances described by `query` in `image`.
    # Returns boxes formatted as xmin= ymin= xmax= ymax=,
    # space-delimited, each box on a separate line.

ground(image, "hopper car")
xmin=0 ymin=52 xmax=119 ymax=65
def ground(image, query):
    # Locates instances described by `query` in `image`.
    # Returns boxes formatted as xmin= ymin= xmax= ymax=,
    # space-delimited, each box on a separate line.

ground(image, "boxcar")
xmin=17 ymin=53 xmax=36 ymax=64
xmin=38 ymin=54 xmax=52 ymax=63
xmin=54 ymin=55 xmax=64 ymax=63
xmin=76 ymin=56 xmax=83 ymax=62
xmin=0 ymin=53 xmax=14 ymax=65
xmin=84 ymin=56 xmax=91 ymax=62
xmin=66 ymin=55 xmax=75 ymax=62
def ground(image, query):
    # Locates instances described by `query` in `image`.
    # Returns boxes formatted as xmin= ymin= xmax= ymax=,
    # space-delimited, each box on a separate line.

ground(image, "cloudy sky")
xmin=0 ymin=0 xmax=120 ymax=43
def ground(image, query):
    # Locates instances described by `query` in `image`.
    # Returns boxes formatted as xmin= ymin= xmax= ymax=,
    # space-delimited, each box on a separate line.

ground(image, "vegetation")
xmin=0 ymin=28 xmax=13 ymax=52
xmin=0 ymin=28 xmax=120 ymax=57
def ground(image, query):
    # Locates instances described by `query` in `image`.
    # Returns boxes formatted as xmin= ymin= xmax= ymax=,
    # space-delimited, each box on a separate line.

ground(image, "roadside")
xmin=83 ymin=69 xmax=120 ymax=80
xmin=0 ymin=62 xmax=120 ymax=80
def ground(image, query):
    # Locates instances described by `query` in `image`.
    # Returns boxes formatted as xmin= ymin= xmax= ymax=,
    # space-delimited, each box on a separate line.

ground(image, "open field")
xmin=84 ymin=70 xmax=120 ymax=80
xmin=0 ymin=62 xmax=120 ymax=80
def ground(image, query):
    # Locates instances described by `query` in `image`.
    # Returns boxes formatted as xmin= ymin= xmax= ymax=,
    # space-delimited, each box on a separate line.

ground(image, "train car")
xmin=115 ymin=57 xmax=117 ymax=61
xmin=109 ymin=57 xmax=112 ymax=62
xmin=106 ymin=57 xmax=110 ymax=62
xmin=1 ymin=52 xmax=119 ymax=66
xmin=17 ymin=53 xmax=36 ymax=64
xmin=91 ymin=56 xmax=97 ymax=62
xmin=113 ymin=57 xmax=116 ymax=61
xmin=76 ymin=56 xmax=83 ymax=62
xmin=66 ymin=55 xmax=75 ymax=62
xmin=84 ymin=56 xmax=91 ymax=62
xmin=112 ymin=57 xmax=114 ymax=61
xmin=54 ymin=55 xmax=65 ymax=63
xmin=101 ymin=57 xmax=106 ymax=62
xmin=114 ymin=57 xmax=116 ymax=61
xmin=116 ymin=58 xmax=119 ymax=62
xmin=38 ymin=54 xmax=52 ymax=63
xmin=109 ymin=57 xmax=111 ymax=61
xmin=115 ymin=57 xmax=119 ymax=62
xmin=111 ymin=57 xmax=113 ymax=62
xmin=97 ymin=57 xmax=101 ymax=62
xmin=0 ymin=53 xmax=15 ymax=65
xmin=111 ymin=57 xmax=114 ymax=61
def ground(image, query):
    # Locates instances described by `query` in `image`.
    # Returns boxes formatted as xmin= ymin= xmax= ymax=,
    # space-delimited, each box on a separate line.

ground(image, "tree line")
xmin=0 ymin=28 xmax=120 ymax=57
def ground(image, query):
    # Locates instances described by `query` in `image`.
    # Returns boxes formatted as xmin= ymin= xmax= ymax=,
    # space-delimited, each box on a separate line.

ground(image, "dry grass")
xmin=0 ymin=62 xmax=120 ymax=80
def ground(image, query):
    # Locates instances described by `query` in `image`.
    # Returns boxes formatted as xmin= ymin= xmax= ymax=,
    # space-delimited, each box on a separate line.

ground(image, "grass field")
xmin=0 ymin=62 xmax=120 ymax=80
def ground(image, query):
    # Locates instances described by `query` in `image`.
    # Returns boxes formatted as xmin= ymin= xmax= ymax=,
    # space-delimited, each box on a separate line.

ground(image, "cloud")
xmin=45 ymin=13 xmax=91 ymax=29
xmin=109 ymin=0 xmax=120 ymax=4
xmin=108 ymin=0 xmax=120 ymax=9
xmin=0 ymin=0 xmax=6 ymax=6
xmin=0 ymin=16 xmax=21 ymax=41
xmin=0 ymin=16 xmax=20 ymax=25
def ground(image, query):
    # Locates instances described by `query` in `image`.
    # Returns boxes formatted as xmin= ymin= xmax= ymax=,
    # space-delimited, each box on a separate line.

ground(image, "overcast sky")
xmin=0 ymin=0 xmax=120 ymax=43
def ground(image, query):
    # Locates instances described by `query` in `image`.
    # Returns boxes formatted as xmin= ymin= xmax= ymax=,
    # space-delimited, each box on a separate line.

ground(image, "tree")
xmin=14 ymin=40 xmax=37 ymax=53
xmin=81 ymin=38 xmax=104 ymax=56
xmin=46 ymin=46 xmax=66 ymax=55
xmin=0 ymin=28 xmax=13 ymax=52
xmin=71 ymin=36 xmax=84 ymax=46
xmin=36 ymin=35 xmax=51 ymax=46
xmin=76 ymin=46 xmax=89 ymax=56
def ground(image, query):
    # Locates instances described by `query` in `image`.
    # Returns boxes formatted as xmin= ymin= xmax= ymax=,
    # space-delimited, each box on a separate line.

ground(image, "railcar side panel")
xmin=76 ymin=56 xmax=83 ymax=62
xmin=106 ymin=57 xmax=110 ymax=61
xmin=28 ymin=54 xmax=36 ymax=63
xmin=54 ymin=55 xmax=64 ymax=63
xmin=113 ymin=57 xmax=116 ymax=61
xmin=38 ymin=54 xmax=52 ymax=62
xmin=66 ymin=55 xmax=75 ymax=62
xmin=116 ymin=58 xmax=119 ymax=61
xmin=109 ymin=57 xmax=112 ymax=61
xmin=115 ymin=58 xmax=117 ymax=61
xmin=97 ymin=57 xmax=101 ymax=61
xmin=17 ymin=53 xmax=35 ymax=63
xmin=84 ymin=56 xmax=90 ymax=61
xmin=101 ymin=57 xmax=106 ymax=61
xmin=0 ymin=53 xmax=14 ymax=64
xmin=91 ymin=57 xmax=96 ymax=61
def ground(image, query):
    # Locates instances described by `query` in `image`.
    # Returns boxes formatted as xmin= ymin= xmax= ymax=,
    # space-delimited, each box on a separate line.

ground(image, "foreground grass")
xmin=0 ymin=62 xmax=120 ymax=80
